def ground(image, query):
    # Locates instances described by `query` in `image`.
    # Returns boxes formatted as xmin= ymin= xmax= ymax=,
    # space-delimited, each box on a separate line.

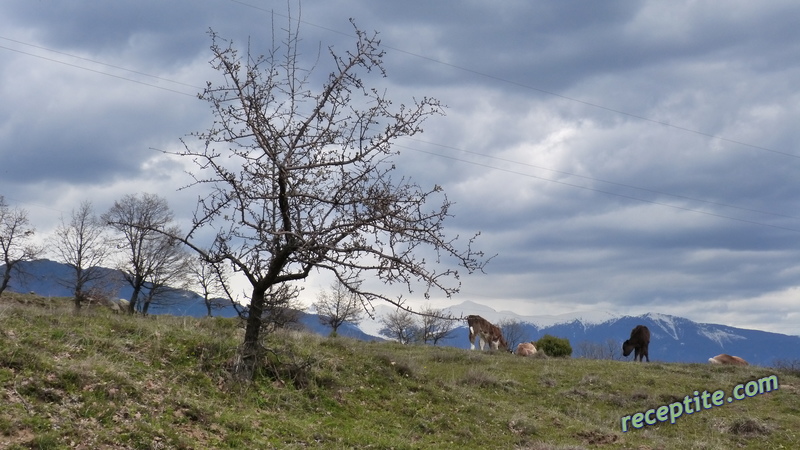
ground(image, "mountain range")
xmin=426 ymin=301 xmax=800 ymax=367
xmin=4 ymin=259 xmax=798 ymax=367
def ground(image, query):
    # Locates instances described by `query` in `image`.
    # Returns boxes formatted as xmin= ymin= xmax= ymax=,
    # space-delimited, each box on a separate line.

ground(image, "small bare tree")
xmin=103 ymin=193 xmax=185 ymax=314
xmin=575 ymin=338 xmax=620 ymax=360
xmin=190 ymin=257 xmax=232 ymax=317
xmin=314 ymin=281 xmax=364 ymax=336
xmin=379 ymin=309 xmax=418 ymax=344
xmin=605 ymin=338 xmax=621 ymax=360
xmin=158 ymin=16 xmax=486 ymax=379
xmin=0 ymin=196 xmax=42 ymax=296
xmin=498 ymin=318 xmax=529 ymax=351
xmin=418 ymin=305 xmax=456 ymax=345
xmin=138 ymin=231 xmax=192 ymax=315
xmin=50 ymin=200 xmax=110 ymax=312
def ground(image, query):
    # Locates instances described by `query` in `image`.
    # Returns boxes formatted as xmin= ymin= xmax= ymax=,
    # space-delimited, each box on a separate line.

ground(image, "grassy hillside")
xmin=1 ymin=293 xmax=798 ymax=449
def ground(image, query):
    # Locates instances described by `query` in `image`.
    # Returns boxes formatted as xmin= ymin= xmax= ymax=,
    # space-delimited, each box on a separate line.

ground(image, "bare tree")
xmin=379 ymin=309 xmax=418 ymax=344
xmin=0 ymin=196 xmax=42 ymax=296
xmin=498 ymin=318 xmax=530 ymax=351
xmin=418 ymin=305 xmax=456 ymax=345
xmin=102 ymin=193 xmax=185 ymax=314
xmin=50 ymin=200 xmax=110 ymax=312
xmin=190 ymin=257 xmax=232 ymax=317
xmin=604 ymin=338 xmax=621 ymax=360
xmin=159 ymin=17 xmax=486 ymax=378
xmin=314 ymin=280 xmax=364 ymax=336
xmin=575 ymin=338 xmax=620 ymax=360
xmin=138 ymin=229 xmax=192 ymax=315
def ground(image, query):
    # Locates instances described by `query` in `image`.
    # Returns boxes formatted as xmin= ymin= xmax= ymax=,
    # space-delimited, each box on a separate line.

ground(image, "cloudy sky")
xmin=2 ymin=1 xmax=800 ymax=335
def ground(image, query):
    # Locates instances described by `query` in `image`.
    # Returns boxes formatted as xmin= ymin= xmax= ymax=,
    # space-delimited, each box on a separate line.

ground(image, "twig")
xmin=13 ymin=378 xmax=32 ymax=414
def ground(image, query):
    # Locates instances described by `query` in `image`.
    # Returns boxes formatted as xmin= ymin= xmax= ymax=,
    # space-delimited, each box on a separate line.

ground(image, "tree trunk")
xmin=72 ymin=292 xmax=83 ymax=314
xmin=0 ymin=265 xmax=12 ymax=296
xmin=142 ymin=298 xmax=151 ymax=316
xmin=129 ymin=284 xmax=142 ymax=314
xmin=204 ymin=296 xmax=212 ymax=317
xmin=73 ymin=267 xmax=85 ymax=313
xmin=236 ymin=288 xmax=266 ymax=380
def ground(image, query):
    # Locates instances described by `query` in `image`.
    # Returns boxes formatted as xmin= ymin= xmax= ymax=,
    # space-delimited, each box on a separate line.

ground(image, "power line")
xmin=227 ymin=0 xmax=800 ymax=160
xmin=2 ymin=4 xmax=794 ymax=161
xmin=0 ymin=36 xmax=204 ymax=91
xmin=395 ymin=143 xmax=800 ymax=233
xmin=2 ymin=5 xmax=797 ymax=232
xmin=0 ymin=43 xmax=198 ymax=97
xmin=402 ymin=137 xmax=800 ymax=221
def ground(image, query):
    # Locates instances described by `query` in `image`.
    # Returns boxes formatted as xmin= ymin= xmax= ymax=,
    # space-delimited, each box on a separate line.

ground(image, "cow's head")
xmin=622 ymin=340 xmax=635 ymax=357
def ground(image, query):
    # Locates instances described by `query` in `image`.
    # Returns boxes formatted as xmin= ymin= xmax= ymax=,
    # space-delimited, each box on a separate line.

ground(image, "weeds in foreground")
xmin=1 ymin=296 xmax=799 ymax=449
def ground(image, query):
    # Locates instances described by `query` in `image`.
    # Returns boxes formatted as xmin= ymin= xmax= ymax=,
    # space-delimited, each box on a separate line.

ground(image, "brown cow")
xmin=708 ymin=354 xmax=748 ymax=366
xmin=467 ymin=315 xmax=509 ymax=351
xmin=515 ymin=342 xmax=538 ymax=356
xmin=622 ymin=325 xmax=650 ymax=362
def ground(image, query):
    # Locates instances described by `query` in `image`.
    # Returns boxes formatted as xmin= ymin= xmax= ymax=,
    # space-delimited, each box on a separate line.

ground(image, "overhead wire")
xmin=402 ymin=137 xmax=800 ymax=221
xmin=227 ymin=0 xmax=800 ymax=160
xmin=1 ymin=4 xmax=798 ymax=231
xmin=0 ymin=40 xmax=199 ymax=97
xmin=395 ymin=143 xmax=800 ymax=233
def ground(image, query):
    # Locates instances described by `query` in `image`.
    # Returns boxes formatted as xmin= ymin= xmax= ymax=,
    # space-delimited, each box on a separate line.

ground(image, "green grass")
xmin=1 ymin=292 xmax=798 ymax=449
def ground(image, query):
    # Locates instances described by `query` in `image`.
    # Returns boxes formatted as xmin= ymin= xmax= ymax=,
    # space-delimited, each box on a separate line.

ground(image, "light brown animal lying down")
xmin=515 ymin=342 xmax=537 ymax=356
xmin=708 ymin=354 xmax=748 ymax=366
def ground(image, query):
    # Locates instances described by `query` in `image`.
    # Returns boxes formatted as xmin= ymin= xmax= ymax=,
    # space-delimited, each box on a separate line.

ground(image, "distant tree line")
xmin=0 ymin=194 xmax=231 ymax=317
xmin=377 ymin=306 xmax=459 ymax=345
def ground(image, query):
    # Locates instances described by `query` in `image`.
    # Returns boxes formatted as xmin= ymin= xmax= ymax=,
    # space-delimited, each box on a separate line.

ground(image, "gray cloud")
xmin=1 ymin=0 xmax=799 ymax=335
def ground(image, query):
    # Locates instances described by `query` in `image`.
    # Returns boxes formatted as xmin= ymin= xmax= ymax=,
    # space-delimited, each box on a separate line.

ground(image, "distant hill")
xmin=430 ymin=302 xmax=800 ymax=367
xmin=2 ymin=258 xmax=240 ymax=318
xmin=1 ymin=259 xmax=380 ymax=341
xmin=5 ymin=260 xmax=797 ymax=366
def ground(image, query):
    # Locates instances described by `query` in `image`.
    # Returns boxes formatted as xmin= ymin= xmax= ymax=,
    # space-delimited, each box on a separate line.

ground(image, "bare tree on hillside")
xmin=379 ymin=309 xmax=418 ymax=344
xmin=148 ymin=16 xmax=486 ymax=379
xmin=138 ymin=230 xmax=192 ymax=315
xmin=314 ymin=281 xmax=364 ymax=337
xmin=0 ymin=196 xmax=42 ymax=296
xmin=190 ymin=257 xmax=233 ymax=317
xmin=50 ymin=200 xmax=111 ymax=312
xmin=418 ymin=305 xmax=456 ymax=345
xmin=498 ymin=318 xmax=529 ymax=351
xmin=103 ymin=193 xmax=186 ymax=314
xmin=575 ymin=338 xmax=620 ymax=360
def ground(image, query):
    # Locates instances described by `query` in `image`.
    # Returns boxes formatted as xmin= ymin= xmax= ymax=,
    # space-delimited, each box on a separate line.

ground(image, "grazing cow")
xmin=708 ymin=354 xmax=749 ymax=366
xmin=466 ymin=315 xmax=509 ymax=351
xmin=515 ymin=342 xmax=537 ymax=357
xmin=622 ymin=325 xmax=650 ymax=362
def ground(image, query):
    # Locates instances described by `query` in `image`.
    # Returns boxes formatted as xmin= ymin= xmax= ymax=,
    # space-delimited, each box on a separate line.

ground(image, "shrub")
xmin=535 ymin=335 xmax=572 ymax=358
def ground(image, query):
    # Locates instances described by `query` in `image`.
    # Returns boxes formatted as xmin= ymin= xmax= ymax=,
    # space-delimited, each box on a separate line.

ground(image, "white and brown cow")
xmin=708 ymin=354 xmax=749 ymax=366
xmin=467 ymin=315 xmax=509 ymax=351
xmin=515 ymin=341 xmax=537 ymax=356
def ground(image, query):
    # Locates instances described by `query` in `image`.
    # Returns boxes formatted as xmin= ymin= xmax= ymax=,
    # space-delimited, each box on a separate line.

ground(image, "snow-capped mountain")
xmin=5 ymin=260 xmax=798 ymax=367
xmin=360 ymin=301 xmax=799 ymax=366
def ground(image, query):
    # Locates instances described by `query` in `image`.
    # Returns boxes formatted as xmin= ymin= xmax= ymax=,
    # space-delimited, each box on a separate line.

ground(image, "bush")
xmin=536 ymin=335 xmax=572 ymax=358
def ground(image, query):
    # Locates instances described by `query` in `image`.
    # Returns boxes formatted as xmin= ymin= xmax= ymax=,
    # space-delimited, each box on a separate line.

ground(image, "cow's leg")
xmin=469 ymin=327 xmax=476 ymax=350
